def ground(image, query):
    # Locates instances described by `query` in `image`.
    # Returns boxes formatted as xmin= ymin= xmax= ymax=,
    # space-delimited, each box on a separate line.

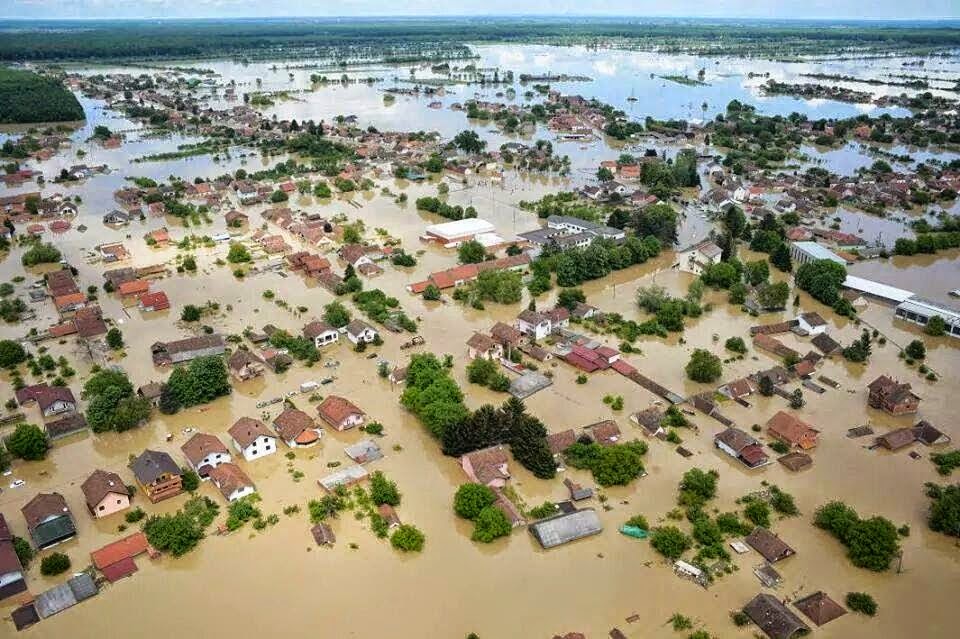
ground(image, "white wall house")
xmin=227 ymin=418 xmax=277 ymax=462
xmin=676 ymin=241 xmax=723 ymax=276
xmin=796 ymin=312 xmax=828 ymax=336
xmin=344 ymin=320 xmax=378 ymax=345
xmin=515 ymin=310 xmax=552 ymax=340
xmin=181 ymin=433 xmax=232 ymax=479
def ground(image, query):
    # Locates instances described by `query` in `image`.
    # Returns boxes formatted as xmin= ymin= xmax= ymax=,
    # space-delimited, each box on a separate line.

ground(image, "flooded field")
xmin=1 ymin=40 xmax=960 ymax=639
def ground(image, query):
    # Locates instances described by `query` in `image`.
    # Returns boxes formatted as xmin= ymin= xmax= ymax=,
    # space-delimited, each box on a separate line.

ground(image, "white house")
xmin=796 ymin=312 xmax=828 ymax=336
xmin=676 ymin=240 xmax=723 ymax=275
xmin=180 ymin=433 xmax=231 ymax=479
xmin=344 ymin=319 xmax=378 ymax=345
xmin=207 ymin=463 xmax=256 ymax=502
xmin=303 ymin=320 xmax=340 ymax=348
xmin=515 ymin=309 xmax=552 ymax=340
xmin=227 ymin=417 xmax=277 ymax=461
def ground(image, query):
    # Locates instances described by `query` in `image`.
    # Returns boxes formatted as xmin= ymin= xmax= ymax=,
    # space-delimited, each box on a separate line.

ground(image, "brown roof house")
xmin=80 ymin=470 xmax=131 ymax=519
xmin=460 ymin=445 xmax=511 ymax=488
xmin=630 ymin=408 xmax=665 ymax=438
xmin=151 ymin=334 xmax=225 ymax=366
xmin=766 ymin=411 xmax=819 ymax=450
xmin=207 ymin=463 xmax=256 ymax=502
xmin=547 ymin=429 xmax=577 ymax=457
xmin=227 ymin=349 xmax=265 ymax=381
xmin=867 ymin=375 xmax=920 ymax=416
xmin=130 ymin=450 xmax=183 ymax=503
xmin=715 ymin=427 xmax=769 ymax=468
xmin=793 ymin=591 xmax=846 ymax=627
xmin=21 ymin=492 xmax=77 ymax=549
xmin=273 ymin=407 xmax=322 ymax=448
xmin=876 ymin=427 xmax=917 ymax=452
xmin=745 ymin=527 xmax=796 ymax=563
xmin=584 ymin=420 xmax=621 ymax=446
xmin=15 ymin=383 xmax=76 ymax=417
xmin=913 ymin=420 xmax=951 ymax=446
xmin=743 ymin=593 xmax=810 ymax=639
xmin=0 ymin=514 xmax=27 ymax=600
xmin=467 ymin=332 xmax=502 ymax=361
xmin=181 ymin=432 xmax=231 ymax=478
xmin=228 ymin=417 xmax=277 ymax=462
xmin=303 ymin=320 xmax=340 ymax=348
xmin=316 ymin=395 xmax=364 ymax=431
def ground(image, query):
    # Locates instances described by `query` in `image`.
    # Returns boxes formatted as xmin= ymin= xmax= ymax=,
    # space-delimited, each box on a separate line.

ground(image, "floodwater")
xmin=1 ymin=43 xmax=960 ymax=639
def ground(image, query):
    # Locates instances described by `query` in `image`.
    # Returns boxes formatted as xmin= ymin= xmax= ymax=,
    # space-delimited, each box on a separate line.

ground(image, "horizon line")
xmin=1 ymin=15 xmax=959 ymax=23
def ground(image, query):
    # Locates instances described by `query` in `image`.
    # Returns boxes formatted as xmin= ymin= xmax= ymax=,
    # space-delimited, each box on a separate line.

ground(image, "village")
xmin=0 ymin=22 xmax=959 ymax=639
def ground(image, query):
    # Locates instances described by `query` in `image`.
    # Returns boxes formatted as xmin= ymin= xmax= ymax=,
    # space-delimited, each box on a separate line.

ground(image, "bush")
xmin=5 ymin=423 xmax=48 ymax=460
xmin=904 ymin=339 xmax=926 ymax=360
xmin=564 ymin=440 xmax=647 ymax=487
xmin=744 ymin=500 xmax=771 ymax=528
xmin=650 ymin=526 xmax=692 ymax=559
xmin=846 ymin=592 xmax=878 ymax=616
xmin=125 ymin=507 xmax=146 ymax=523
xmin=12 ymin=536 xmax=33 ymax=568
xmin=624 ymin=514 xmax=649 ymax=530
xmin=529 ymin=502 xmax=560 ymax=520
xmin=370 ymin=471 xmax=401 ymax=507
xmin=0 ymin=339 xmax=27 ymax=368
xmin=181 ymin=304 xmax=201 ymax=322
xmin=471 ymin=506 xmax=512 ymax=543
xmin=181 ymin=469 xmax=200 ymax=492
xmin=453 ymin=483 xmax=497 ymax=520
xmin=814 ymin=501 xmax=900 ymax=571
xmin=724 ymin=336 xmax=747 ymax=354
xmin=39 ymin=552 xmax=70 ymax=576
xmin=685 ymin=349 xmax=722 ymax=383
xmin=390 ymin=524 xmax=425 ymax=552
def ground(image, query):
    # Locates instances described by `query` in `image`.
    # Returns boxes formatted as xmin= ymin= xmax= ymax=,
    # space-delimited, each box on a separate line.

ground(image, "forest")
xmin=0 ymin=18 xmax=958 ymax=61
xmin=0 ymin=67 xmax=84 ymax=124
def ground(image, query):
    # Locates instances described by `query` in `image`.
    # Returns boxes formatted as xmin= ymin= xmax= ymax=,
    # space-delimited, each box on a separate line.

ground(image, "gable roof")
xmin=316 ymin=395 xmax=363 ymax=426
xmin=766 ymin=411 xmax=819 ymax=447
xmin=745 ymin=527 xmax=796 ymax=563
xmin=207 ymin=463 xmax=255 ymax=499
xmin=81 ymin=469 xmax=129 ymax=508
xmin=181 ymin=433 xmax=229 ymax=465
xmin=228 ymin=417 xmax=274 ymax=448
xmin=303 ymin=320 xmax=337 ymax=339
xmin=528 ymin=509 xmax=603 ymax=549
xmin=793 ymin=591 xmax=846 ymax=626
xmin=547 ymin=429 xmax=577 ymax=455
xmin=743 ymin=593 xmax=810 ymax=639
xmin=21 ymin=492 xmax=71 ymax=529
xmin=273 ymin=407 xmax=317 ymax=441
xmin=130 ymin=449 xmax=180 ymax=484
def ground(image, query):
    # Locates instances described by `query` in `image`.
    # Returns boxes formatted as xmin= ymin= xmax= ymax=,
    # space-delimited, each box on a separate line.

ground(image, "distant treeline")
xmin=0 ymin=67 xmax=83 ymax=123
xmin=0 ymin=18 xmax=958 ymax=61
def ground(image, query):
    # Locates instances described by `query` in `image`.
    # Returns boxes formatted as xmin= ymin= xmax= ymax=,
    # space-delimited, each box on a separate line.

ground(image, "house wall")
xmin=313 ymin=332 xmax=339 ymax=347
xmin=334 ymin=414 xmax=364 ymax=432
xmin=194 ymin=451 xmax=231 ymax=477
xmin=143 ymin=475 xmax=183 ymax=503
xmin=225 ymin=485 xmax=256 ymax=502
xmin=235 ymin=435 xmax=277 ymax=461
xmin=715 ymin=440 xmax=739 ymax=459
xmin=92 ymin=492 xmax=130 ymax=518
xmin=42 ymin=400 xmax=75 ymax=417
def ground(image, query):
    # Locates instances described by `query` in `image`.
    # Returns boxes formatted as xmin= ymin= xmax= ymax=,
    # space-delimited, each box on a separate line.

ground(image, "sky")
xmin=1 ymin=1 xmax=957 ymax=20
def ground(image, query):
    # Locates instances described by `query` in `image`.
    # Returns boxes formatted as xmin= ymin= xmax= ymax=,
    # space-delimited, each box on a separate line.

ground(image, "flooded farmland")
xmin=1 ymin=35 xmax=960 ymax=639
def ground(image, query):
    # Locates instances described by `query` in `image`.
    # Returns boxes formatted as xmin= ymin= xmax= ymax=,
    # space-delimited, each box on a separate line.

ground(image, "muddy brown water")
xmin=1 ymin=46 xmax=960 ymax=638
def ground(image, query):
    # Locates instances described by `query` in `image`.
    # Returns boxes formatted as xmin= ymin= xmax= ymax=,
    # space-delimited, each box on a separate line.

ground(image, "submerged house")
xmin=228 ymin=417 xmax=277 ymax=461
xmin=21 ymin=492 xmax=77 ymax=549
xmin=867 ymin=375 xmax=921 ymax=416
xmin=273 ymin=408 xmax=322 ymax=448
xmin=151 ymin=334 xmax=225 ymax=365
xmin=460 ymin=445 xmax=511 ymax=488
xmin=766 ymin=411 xmax=819 ymax=450
xmin=130 ymin=450 xmax=183 ymax=503
xmin=745 ymin=527 xmax=796 ymax=563
xmin=207 ymin=463 xmax=256 ymax=502
xmin=80 ymin=469 xmax=131 ymax=519
xmin=0 ymin=514 xmax=27 ymax=600
xmin=743 ymin=593 xmax=810 ymax=639
xmin=316 ymin=395 xmax=365 ymax=431
xmin=181 ymin=432 xmax=231 ymax=478
xmin=715 ymin=427 xmax=769 ymax=468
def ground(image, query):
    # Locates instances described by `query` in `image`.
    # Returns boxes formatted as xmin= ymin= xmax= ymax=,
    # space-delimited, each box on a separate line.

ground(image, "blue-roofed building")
xmin=789 ymin=241 xmax=848 ymax=266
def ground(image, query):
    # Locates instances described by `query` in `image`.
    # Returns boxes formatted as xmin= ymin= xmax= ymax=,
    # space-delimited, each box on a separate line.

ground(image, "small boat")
xmin=619 ymin=524 xmax=648 ymax=539
xmin=320 ymin=377 xmax=334 ymax=385
xmin=950 ymin=289 xmax=960 ymax=298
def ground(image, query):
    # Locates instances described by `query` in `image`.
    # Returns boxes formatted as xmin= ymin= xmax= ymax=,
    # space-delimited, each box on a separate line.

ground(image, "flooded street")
xmin=1 ymin=39 xmax=960 ymax=639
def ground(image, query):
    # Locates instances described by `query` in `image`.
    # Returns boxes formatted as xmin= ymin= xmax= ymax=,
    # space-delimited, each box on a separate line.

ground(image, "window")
xmin=99 ymin=505 xmax=105 ymax=511
xmin=117 ymin=499 xmax=122 ymax=505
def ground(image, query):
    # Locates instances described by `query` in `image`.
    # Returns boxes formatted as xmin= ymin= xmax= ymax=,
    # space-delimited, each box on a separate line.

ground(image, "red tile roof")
xmin=91 ymin=532 xmax=148 ymax=570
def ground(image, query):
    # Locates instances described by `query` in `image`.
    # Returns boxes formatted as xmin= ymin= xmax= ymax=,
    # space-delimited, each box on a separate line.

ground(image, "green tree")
xmin=106 ymin=327 xmax=124 ymax=349
xmin=846 ymin=592 xmax=878 ymax=616
xmin=370 ymin=471 xmax=401 ymax=506
xmin=143 ymin=511 xmax=205 ymax=557
xmin=744 ymin=500 xmax=771 ymax=527
xmin=12 ymin=536 xmax=33 ymax=567
xmin=5 ymin=423 xmax=48 ymax=460
xmin=795 ymin=259 xmax=847 ymax=306
xmin=685 ymin=349 xmax=722 ymax=383
xmin=471 ymin=506 xmax=512 ymax=542
xmin=423 ymin=284 xmax=441 ymax=301
xmin=770 ymin=243 xmax=793 ymax=272
xmin=650 ymin=526 xmax=692 ymax=559
xmin=453 ymin=130 xmax=486 ymax=154
xmin=744 ymin=259 xmax=769 ymax=286
xmin=725 ymin=337 xmax=747 ymax=354
xmin=390 ymin=524 xmax=425 ymax=552
xmin=454 ymin=483 xmax=497 ymax=520
xmin=631 ymin=203 xmax=678 ymax=245
xmin=181 ymin=304 xmax=201 ymax=322
xmin=39 ymin=552 xmax=71 ymax=576
xmin=925 ymin=315 xmax=947 ymax=337
xmin=557 ymin=287 xmax=586 ymax=311
xmin=181 ymin=469 xmax=200 ymax=492
xmin=458 ymin=240 xmax=487 ymax=264
xmin=323 ymin=301 xmax=351 ymax=328
xmin=756 ymin=281 xmax=790 ymax=310
xmin=0 ymin=339 xmax=27 ymax=368
xmin=679 ymin=468 xmax=719 ymax=504
xmin=925 ymin=483 xmax=960 ymax=537
xmin=227 ymin=242 xmax=251 ymax=263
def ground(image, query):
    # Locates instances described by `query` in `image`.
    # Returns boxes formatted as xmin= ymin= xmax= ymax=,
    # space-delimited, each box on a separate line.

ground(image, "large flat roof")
xmin=424 ymin=218 xmax=495 ymax=239
xmin=842 ymin=275 xmax=914 ymax=303
xmin=791 ymin=241 xmax=846 ymax=264
xmin=897 ymin=296 xmax=960 ymax=322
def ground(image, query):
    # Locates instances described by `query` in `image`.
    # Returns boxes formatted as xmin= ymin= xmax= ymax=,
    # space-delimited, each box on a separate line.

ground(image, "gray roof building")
xmin=528 ymin=508 xmax=602 ymax=549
